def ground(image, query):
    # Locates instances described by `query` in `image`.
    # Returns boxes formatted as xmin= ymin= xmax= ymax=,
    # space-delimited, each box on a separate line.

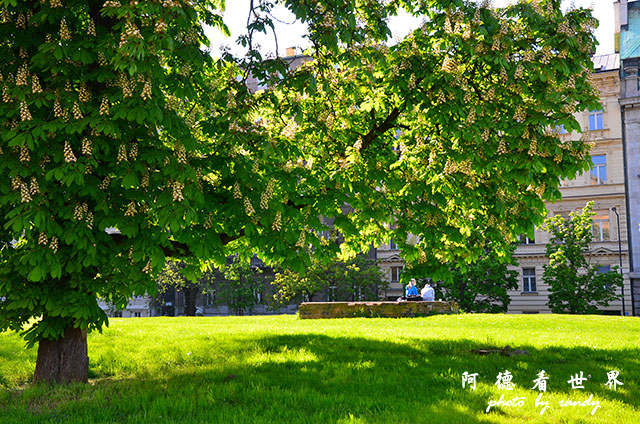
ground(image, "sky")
xmin=207 ymin=0 xmax=615 ymax=58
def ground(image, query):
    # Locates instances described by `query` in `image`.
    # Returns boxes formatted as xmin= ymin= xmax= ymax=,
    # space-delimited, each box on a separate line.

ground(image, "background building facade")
xmin=616 ymin=0 xmax=640 ymax=315
xmin=510 ymin=53 xmax=631 ymax=314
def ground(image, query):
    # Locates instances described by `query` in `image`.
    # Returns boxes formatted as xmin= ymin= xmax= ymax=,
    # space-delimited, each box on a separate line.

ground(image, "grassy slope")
xmin=0 ymin=314 xmax=639 ymax=423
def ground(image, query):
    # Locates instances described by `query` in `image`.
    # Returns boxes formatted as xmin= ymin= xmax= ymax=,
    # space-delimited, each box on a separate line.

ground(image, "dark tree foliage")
xmin=409 ymin=243 xmax=519 ymax=313
xmin=209 ymin=257 xmax=272 ymax=316
xmin=271 ymin=255 xmax=388 ymax=307
xmin=156 ymin=259 xmax=208 ymax=317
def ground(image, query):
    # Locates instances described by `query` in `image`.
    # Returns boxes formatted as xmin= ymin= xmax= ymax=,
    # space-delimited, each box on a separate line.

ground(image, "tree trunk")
xmin=459 ymin=281 xmax=467 ymax=310
xmin=183 ymin=287 xmax=197 ymax=316
xmin=33 ymin=327 xmax=88 ymax=384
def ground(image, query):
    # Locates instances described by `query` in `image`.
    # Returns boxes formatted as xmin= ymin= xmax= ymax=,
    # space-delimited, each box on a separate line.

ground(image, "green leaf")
xmin=50 ymin=261 xmax=62 ymax=279
xmin=170 ymin=218 xmax=180 ymax=234
xmin=53 ymin=46 xmax=63 ymax=60
xmin=122 ymin=171 xmax=139 ymax=188
xmin=28 ymin=266 xmax=42 ymax=282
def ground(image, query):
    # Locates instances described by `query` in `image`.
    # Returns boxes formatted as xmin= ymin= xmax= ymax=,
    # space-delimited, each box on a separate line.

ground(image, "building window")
xmin=522 ymin=268 xmax=536 ymax=293
xmin=592 ymin=212 xmax=610 ymax=241
xmin=390 ymin=266 xmax=403 ymax=283
xmin=328 ymin=285 xmax=337 ymax=302
xmin=114 ymin=310 xmax=122 ymax=318
xmin=389 ymin=238 xmax=398 ymax=250
xmin=559 ymin=177 xmax=569 ymax=187
xmin=518 ymin=233 xmax=535 ymax=245
xmin=588 ymin=109 xmax=603 ymax=131
xmin=134 ymin=312 xmax=141 ymax=318
xmin=590 ymin=155 xmax=607 ymax=185
xmin=353 ymin=285 xmax=363 ymax=301
xmin=205 ymin=291 xmax=216 ymax=306
xmin=598 ymin=265 xmax=611 ymax=274
xmin=598 ymin=266 xmax=613 ymax=290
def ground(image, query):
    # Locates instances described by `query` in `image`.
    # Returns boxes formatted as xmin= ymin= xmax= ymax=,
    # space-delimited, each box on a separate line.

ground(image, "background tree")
xmin=156 ymin=259 xmax=210 ymax=317
xmin=542 ymin=203 xmax=623 ymax=314
xmin=270 ymin=255 xmax=388 ymax=307
xmin=0 ymin=0 xmax=600 ymax=384
xmin=154 ymin=257 xmax=269 ymax=316
xmin=408 ymin=242 xmax=519 ymax=312
xmin=209 ymin=257 xmax=271 ymax=316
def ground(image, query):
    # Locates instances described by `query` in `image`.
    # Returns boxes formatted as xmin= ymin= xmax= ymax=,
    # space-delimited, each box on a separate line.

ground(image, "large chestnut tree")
xmin=0 ymin=0 xmax=599 ymax=383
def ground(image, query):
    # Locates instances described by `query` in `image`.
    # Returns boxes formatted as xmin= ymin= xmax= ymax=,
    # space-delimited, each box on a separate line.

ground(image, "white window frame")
xmin=522 ymin=268 xmax=537 ymax=293
xmin=592 ymin=212 xmax=610 ymax=242
xmin=588 ymin=109 xmax=604 ymax=131
xmin=205 ymin=291 xmax=216 ymax=305
xmin=254 ymin=289 xmax=262 ymax=303
xmin=353 ymin=285 xmax=363 ymax=301
xmin=390 ymin=266 xmax=403 ymax=283
xmin=598 ymin=266 xmax=613 ymax=290
xmin=518 ymin=234 xmax=535 ymax=245
xmin=590 ymin=155 xmax=607 ymax=185
xmin=328 ymin=285 xmax=337 ymax=302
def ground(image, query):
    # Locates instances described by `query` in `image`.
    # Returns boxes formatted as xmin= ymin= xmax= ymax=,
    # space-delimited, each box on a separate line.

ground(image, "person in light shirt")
xmin=421 ymin=281 xmax=435 ymax=301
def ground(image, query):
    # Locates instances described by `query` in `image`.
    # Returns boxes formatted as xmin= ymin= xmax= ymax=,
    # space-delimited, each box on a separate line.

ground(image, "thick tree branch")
xmin=109 ymin=231 xmax=243 ymax=258
xmin=359 ymin=73 xmax=426 ymax=152
xmin=360 ymin=107 xmax=401 ymax=151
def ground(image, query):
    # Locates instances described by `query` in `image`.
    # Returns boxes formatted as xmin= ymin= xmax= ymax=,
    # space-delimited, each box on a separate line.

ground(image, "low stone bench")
xmin=298 ymin=301 xmax=459 ymax=319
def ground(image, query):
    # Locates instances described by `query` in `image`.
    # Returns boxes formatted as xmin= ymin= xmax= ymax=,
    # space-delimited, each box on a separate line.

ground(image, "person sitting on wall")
xmin=421 ymin=281 xmax=435 ymax=302
xmin=405 ymin=278 xmax=422 ymax=301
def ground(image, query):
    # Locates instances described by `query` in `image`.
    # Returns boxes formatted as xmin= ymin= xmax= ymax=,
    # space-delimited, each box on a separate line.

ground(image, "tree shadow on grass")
xmin=242 ymin=334 xmax=640 ymax=416
xmin=1 ymin=334 xmax=639 ymax=423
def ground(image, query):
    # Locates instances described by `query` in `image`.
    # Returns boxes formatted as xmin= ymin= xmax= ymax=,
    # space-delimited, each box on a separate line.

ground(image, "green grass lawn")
xmin=1 ymin=314 xmax=639 ymax=423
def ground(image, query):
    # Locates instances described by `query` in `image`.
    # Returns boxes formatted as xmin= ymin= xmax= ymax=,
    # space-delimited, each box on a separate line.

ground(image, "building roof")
xmin=592 ymin=53 xmax=620 ymax=72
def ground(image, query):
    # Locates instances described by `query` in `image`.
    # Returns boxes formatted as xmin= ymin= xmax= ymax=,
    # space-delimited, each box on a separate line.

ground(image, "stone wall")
xmin=298 ymin=301 xmax=459 ymax=319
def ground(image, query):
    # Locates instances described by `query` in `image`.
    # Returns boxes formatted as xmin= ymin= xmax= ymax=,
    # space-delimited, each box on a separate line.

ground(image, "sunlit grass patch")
xmin=1 ymin=314 xmax=639 ymax=423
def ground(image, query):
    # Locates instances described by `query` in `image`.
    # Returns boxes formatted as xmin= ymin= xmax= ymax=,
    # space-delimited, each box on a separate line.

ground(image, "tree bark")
xmin=183 ymin=286 xmax=197 ymax=316
xmin=33 ymin=327 xmax=88 ymax=384
xmin=459 ymin=281 xmax=467 ymax=310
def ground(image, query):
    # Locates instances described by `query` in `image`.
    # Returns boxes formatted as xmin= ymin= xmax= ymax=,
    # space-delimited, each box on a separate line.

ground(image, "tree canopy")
xmin=0 ymin=0 xmax=600 ymax=382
